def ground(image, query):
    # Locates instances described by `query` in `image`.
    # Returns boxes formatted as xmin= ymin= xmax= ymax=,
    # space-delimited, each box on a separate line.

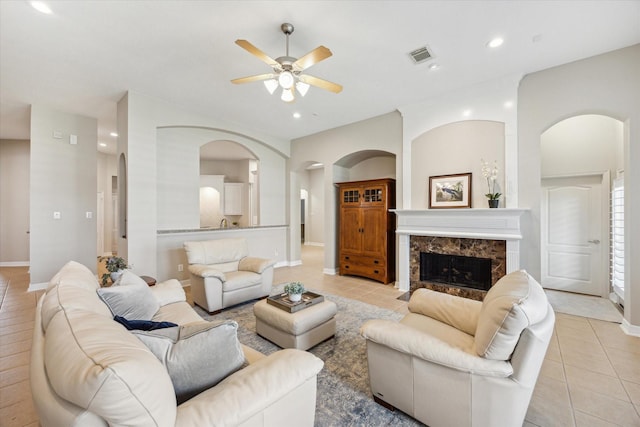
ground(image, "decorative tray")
xmin=266 ymin=291 xmax=325 ymax=313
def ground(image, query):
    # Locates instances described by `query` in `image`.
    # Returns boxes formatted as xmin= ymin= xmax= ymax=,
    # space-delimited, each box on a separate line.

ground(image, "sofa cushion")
xmin=222 ymin=271 xmax=262 ymax=292
xmin=184 ymin=238 xmax=248 ymax=265
xmin=133 ymin=320 xmax=246 ymax=404
xmin=475 ymin=270 xmax=549 ymax=360
xmin=97 ymin=271 xmax=160 ymax=319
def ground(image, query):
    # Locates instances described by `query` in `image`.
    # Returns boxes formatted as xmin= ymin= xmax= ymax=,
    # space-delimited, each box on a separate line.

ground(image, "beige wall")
xmin=541 ymin=114 xmax=623 ymax=179
xmin=411 ymin=120 xmax=505 ymax=209
xmin=29 ymin=105 xmax=98 ymax=285
xmin=0 ymin=139 xmax=30 ymax=265
xmin=519 ymin=44 xmax=640 ymax=331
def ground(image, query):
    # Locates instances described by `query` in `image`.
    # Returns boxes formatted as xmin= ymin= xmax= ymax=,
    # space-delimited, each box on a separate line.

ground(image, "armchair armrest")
xmin=150 ymin=279 xmax=186 ymax=306
xmin=360 ymin=319 xmax=512 ymax=377
xmin=238 ymin=257 xmax=276 ymax=274
xmin=188 ymin=265 xmax=225 ymax=281
xmin=175 ymin=349 xmax=323 ymax=427
xmin=409 ymin=288 xmax=482 ymax=336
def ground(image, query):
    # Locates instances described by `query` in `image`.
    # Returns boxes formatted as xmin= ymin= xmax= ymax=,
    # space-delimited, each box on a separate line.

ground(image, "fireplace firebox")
xmin=420 ymin=252 xmax=492 ymax=291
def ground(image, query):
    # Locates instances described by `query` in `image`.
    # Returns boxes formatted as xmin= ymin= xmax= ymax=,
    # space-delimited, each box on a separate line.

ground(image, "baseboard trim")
xmin=620 ymin=319 xmax=640 ymax=337
xmin=323 ymin=268 xmax=338 ymax=276
xmin=304 ymin=242 xmax=324 ymax=247
xmin=288 ymin=260 xmax=302 ymax=267
xmin=274 ymin=261 xmax=290 ymax=269
xmin=0 ymin=261 xmax=30 ymax=267
xmin=28 ymin=282 xmax=48 ymax=292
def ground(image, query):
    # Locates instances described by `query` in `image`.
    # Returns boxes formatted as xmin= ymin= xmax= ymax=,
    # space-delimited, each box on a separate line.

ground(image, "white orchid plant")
xmin=480 ymin=159 xmax=501 ymax=200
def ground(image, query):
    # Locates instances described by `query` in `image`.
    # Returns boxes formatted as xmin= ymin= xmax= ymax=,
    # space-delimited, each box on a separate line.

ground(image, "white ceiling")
xmin=1 ymin=1 xmax=639 ymax=155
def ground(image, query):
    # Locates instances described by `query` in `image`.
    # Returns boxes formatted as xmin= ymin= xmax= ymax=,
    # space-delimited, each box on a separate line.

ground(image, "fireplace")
xmin=392 ymin=209 xmax=527 ymax=297
xmin=420 ymin=252 xmax=492 ymax=291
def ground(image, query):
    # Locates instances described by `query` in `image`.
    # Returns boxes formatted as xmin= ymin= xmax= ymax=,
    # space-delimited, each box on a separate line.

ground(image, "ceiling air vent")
xmin=409 ymin=46 xmax=433 ymax=64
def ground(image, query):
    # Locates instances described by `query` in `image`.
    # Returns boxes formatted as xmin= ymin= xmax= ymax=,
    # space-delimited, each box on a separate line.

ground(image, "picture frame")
xmin=428 ymin=173 xmax=472 ymax=209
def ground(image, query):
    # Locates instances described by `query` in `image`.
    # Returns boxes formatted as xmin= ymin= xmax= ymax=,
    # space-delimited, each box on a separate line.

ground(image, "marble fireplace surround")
xmin=392 ymin=209 xmax=528 ymax=295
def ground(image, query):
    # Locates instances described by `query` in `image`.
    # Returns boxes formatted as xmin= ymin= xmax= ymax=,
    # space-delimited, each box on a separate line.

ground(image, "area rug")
xmin=194 ymin=286 xmax=424 ymax=427
xmin=545 ymin=289 xmax=623 ymax=323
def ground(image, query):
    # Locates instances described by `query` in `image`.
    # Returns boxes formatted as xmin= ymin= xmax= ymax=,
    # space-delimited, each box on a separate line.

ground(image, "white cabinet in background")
xmin=224 ymin=183 xmax=244 ymax=215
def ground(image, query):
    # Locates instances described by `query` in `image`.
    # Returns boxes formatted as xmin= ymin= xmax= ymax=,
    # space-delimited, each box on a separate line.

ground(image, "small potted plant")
xmin=481 ymin=158 xmax=502 ymax=208
xmin=102 ymin=256 xmax=129 ymax=286
xmin=284 ymin=281 xmax=305 ymax=302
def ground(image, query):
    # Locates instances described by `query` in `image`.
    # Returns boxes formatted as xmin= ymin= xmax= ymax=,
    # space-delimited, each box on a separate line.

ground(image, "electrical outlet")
xmin=178 ymin=264 xmax=183 ymax=272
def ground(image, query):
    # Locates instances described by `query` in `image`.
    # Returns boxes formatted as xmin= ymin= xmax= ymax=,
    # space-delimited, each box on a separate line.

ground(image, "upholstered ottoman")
xmin=254 ymin=299 xmax=337 ymax=350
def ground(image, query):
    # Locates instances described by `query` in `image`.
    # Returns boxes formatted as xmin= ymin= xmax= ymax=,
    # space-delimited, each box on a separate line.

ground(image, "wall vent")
xmin=409 ymin=46 xmax=433 ymax=64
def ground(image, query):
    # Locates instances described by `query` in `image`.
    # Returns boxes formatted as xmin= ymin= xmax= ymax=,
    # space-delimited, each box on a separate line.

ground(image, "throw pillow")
xmin=114 ymin=316 xmax=178 ymax=331
xmin=133 ymin=320 xmax=246 ymax=404
xmin=97 ymin=271 xmax=160 ymax=319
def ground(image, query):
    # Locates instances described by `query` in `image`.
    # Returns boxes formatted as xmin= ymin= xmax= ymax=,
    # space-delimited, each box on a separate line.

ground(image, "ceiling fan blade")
xmin=231 ymin=73 xmax=275 ymax=84
xmin=292 ymin=46 xmax=332 ymax=71
xmin=298 ymin=74 xmax=343 ymax=93
xmin=235 ymin=39 xmax=279 ymax=67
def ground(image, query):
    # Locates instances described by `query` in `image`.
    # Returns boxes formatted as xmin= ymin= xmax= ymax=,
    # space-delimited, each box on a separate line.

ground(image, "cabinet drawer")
xmin=341 ymin=254 xmax=385 ymax=267
xmin=340 ymin=262 xmax=386 ymax=279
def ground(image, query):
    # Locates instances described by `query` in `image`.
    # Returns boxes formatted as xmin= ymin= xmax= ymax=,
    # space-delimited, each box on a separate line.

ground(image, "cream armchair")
xmin=184 ymin=238 xmax=276 ymax=314
xmin=360 ymin=270 xmax=555 ymax=427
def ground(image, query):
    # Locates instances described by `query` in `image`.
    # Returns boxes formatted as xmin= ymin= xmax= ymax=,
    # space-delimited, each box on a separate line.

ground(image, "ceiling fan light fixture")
xmin=278 ymin=71 xmax=295 ymax=89
xmin=264 ymin=79 xmax=278 ymax=94
xmin=296 ymin=81 xmax=310 ymax=96
xmin=281 ymin=88 xmax=295 ymax=103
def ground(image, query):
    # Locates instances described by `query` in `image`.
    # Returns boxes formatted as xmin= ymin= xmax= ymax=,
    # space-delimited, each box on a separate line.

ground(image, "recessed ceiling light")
xmin=110 ymin=132 xmax=118 ymax=137
xmin=99 ymin=143 xmax=107 ymax=147
xmin=30 ymin=1 xmax=52 ymax=14
xmin=462 ymin=109 xmax=472 ymax=117
xmin=487 ymin=37 xmax=504 ymax=48
xmin=428 ymin=63 xmax=440 ymax=71
xmin=293 ymin=112 xmax=301 ymax=119
xmin=504 ymin=100 xmax=514 ymax=109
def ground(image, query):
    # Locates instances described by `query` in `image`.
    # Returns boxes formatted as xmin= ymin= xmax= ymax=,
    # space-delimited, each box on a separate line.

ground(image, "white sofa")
xmin=360 ymin=270 xmax=555 ymax=427
xmin=31 ymin=261 xmax=324 ymax=427
xmin=184 ymin=238 xmax=276 ymax=314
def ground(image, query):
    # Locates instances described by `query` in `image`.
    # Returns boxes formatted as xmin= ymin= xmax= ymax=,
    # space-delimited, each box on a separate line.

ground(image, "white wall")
xmin=29 ymin=105 xmax=97 ymax=285
xmin=541 ymin=114 xmax=623 ymax=179
xmin=306 ymin=168 xmax=325 ymax=245
xmin=519 ymin=44 xmax=640 ymax=331
xmin=411 ymin=120 xmax=505 ymax=209
xmin=0 ymin=140 xmax=29 ymax=265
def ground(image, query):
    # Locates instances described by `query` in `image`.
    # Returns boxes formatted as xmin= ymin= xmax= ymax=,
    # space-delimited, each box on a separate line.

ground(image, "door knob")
xmin=588 ymin=239 xmax=600 ymax=244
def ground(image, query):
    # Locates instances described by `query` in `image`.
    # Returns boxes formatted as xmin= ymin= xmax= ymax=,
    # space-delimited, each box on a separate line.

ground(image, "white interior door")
xmin=97 ymin=192 xmax=104 ymax=255
xmin=541 ymin=174 xmax=608 ymax=296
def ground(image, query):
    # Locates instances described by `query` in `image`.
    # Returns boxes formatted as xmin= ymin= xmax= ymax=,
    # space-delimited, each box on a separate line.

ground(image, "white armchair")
xmin=184 ymin=238 xmax=276 ymax=314
xmin=360 ymin=270 xmax=555 ymax=427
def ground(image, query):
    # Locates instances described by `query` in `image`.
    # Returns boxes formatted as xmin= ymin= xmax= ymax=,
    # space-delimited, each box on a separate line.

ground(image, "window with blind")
xmin=611 ymin=177 xmax=624 ymax=302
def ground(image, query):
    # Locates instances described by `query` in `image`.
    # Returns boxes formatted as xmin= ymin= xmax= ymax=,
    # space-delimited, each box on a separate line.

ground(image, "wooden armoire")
xmin=336 ymin=178 xmax=396 ymax=284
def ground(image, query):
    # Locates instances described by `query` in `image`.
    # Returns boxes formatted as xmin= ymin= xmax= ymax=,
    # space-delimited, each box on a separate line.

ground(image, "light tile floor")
xmin=1 ymin=246 xmax=639 ymax=426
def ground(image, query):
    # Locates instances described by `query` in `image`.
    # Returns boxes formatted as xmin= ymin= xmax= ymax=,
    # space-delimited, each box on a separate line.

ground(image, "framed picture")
xmin=428 ymin=173 xmax=472 ymax=209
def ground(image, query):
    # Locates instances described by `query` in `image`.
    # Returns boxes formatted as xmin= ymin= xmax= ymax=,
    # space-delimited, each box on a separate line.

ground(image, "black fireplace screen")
xmin=420 ymin=252 xmax=492 ymax=291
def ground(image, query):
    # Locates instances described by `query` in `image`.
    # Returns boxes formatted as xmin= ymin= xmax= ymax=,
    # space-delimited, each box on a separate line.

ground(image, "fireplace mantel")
xmin=392 ymin=209 xmax=529 ymax=291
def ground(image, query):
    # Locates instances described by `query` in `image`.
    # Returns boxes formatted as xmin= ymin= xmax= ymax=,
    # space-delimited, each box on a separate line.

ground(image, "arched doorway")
xmin=540 ymin=114 xmax=623 ymax=297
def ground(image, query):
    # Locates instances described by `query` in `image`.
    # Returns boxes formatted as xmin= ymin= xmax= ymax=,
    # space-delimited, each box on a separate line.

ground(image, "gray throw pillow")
xmin=97 ymin=272 xmax=160 ymax=319
xmin=133 ymin=320 xmax=246 ymax=403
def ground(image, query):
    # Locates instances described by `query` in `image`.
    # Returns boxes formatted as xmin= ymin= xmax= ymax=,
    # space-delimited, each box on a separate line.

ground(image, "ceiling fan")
xmin=231 ymin=23 xmax=343 ymax=103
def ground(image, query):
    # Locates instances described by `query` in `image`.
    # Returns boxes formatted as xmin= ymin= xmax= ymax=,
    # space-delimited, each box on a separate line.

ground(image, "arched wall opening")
xmin=539 ymin=114 xmax=624 ymax=300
